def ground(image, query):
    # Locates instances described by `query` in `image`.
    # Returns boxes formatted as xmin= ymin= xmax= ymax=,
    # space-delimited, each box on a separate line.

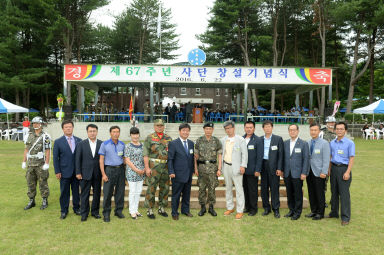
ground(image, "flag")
xmin=332 ymin=101 xmax=341 ymax=116
xmin=129 ymin=95 xmax=133 ymax=120
xmin=157 ymin=5 xmax=161 ymax=38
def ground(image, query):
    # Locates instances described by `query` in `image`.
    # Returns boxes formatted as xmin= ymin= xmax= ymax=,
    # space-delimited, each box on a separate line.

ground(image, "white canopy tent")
xmin=0 ymin=98 xmax=29 ymax=139
xmin=353 ymin=99 xmax=384 ymax=114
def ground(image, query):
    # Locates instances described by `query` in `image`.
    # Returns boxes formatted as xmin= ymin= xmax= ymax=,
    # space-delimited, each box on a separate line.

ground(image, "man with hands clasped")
xmin=221 ymin=121 xmax=248 ymax=220
xmin=305 ymin=123 xmax=330 ymax=221
xmin=282 ymin=124 xmax=309 ymax=220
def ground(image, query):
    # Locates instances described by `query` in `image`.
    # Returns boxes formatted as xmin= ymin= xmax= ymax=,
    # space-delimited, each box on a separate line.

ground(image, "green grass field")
xmin=0 ymin=139 xmax=383 ymax=255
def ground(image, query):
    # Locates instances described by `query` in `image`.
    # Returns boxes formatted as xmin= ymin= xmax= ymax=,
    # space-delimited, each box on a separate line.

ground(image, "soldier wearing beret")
xmin=194 ymin=122 xmax=222 ymax=216
xmin=143 ymin=119 xmax=173 ymax=219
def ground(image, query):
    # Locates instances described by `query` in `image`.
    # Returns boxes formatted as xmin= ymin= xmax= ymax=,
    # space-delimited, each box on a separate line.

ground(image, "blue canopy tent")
xmin=352 ymin=99 xmax=384 ymax=136
xmin=29 ymin=108 xmax=39 ymax=113
xmin=0 ymin=98 xmax=29 ymax=139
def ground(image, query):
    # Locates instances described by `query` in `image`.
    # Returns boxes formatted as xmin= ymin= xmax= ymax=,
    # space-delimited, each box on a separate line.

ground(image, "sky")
xmin=90 ymin=0 xmax=215 ymax=64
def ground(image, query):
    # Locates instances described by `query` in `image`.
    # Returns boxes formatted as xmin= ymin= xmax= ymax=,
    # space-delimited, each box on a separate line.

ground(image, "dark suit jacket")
xmin=53 ymin=135 xmax=82 ymax=178
xmin=283 ymin=138 xmax=310 ymax=178
xmin=243 ymin=133 xmax=263 ymax=175
xmin=168 ymin=138 xmax=195 ymax=183
xmin=261 ymin=134 xmax=284 ymax=173
xmin=75 ymin=139 xmax=102 ymax=180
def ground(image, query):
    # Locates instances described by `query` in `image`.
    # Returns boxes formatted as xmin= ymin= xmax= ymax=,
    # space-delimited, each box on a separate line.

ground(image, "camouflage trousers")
xmin=197 ymin=171 xmax=219 ymax=206
xmin=144 ymin=164 xmax=170 ymax=209
xmin=26 ymin=165 xmax=49 ymax=199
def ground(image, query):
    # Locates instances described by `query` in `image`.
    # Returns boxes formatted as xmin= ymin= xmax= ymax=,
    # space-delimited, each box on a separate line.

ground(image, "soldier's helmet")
xmin=325 ymin=116 xmax=336 ymax=123
xmin=31 ymin=116 xmax=44 ymax=123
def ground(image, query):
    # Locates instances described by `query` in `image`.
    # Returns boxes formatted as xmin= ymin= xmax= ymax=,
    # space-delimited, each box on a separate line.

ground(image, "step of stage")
xmin=96 ymin=185 xmax=289 ymax=197
xmin=83 ymin=196 xmax=309 ymax=209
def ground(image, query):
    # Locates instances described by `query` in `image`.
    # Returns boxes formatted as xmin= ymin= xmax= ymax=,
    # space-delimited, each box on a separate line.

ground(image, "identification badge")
xmin=117 ymin=151 xmax=123 ymax=156
xmin=189 ymin=149 xmax=194 ymax=154
xmin=271 ymin=145 xmax=278 ymax=151
xmin=295 ymin=148 xmax=301 ymax=153
xmin=248 ymin=145 xmax=254 ymax=150
xmin=337 ymin=150 xmax=344 ymax=155
xmin=314 ymin=149 xmax=321 ymax=154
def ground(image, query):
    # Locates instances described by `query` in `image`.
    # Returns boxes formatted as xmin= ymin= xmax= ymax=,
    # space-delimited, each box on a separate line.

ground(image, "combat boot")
xmin=208 ymin=204 xmax=217 ymax=216
xmin=198 ymin=204 xmax=206 ymax=216
xmin=40 ymin=198 xmax=48 ymax=210
xmin=24 ymin=198 xmax=35 ymax=210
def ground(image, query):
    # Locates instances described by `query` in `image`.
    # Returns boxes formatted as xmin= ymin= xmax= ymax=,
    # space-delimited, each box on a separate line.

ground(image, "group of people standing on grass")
xmin=21 ymin=116 xmax=355 ymax=226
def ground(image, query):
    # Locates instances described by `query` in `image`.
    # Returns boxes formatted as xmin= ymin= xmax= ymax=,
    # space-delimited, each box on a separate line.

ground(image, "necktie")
xmin=311 ymin=140 xmax=315 ymax=155
xmin=183 ymin=140 xmax=188 ymax=155
xmin=67 ymin=137 xmax=73 ymax=152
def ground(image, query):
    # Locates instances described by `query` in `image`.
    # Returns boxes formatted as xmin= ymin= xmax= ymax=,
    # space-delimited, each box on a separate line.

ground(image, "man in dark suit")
xmin=75 ymin=124 xmax=103 ymax=221
xmin=260 ymin=120 xmax=284 ymax=218
xmin=53 ymin=120 xmax=82 ymax=219
xmin=168 ymin=123 xmax=195 ymax=220
xmin=283 ymin=124 xmax=310 ymax=220
xmin=242 ymin=121 xmax=263 ymax=216
xmin=170 ymin=102 xmax=178 ymax=123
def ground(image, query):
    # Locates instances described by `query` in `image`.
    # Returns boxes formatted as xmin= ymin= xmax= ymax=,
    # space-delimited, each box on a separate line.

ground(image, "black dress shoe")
xmin=24 ymin=199 xmax=35 ymax=210
xmin=103 ymin=217 xmax=110 ymax=222
xmin=158 ymin=209 xmax=168 ymax=217
xmin=291 ymin=214 xmax=300 ymax=220
xmin=284 ymin=211 xmax=294 ymax=218
xmin=243 ymin=208 xmax=250 ymax=213
xmin=262 ymin=209 xmax=271 ymax=216
xmin=182 ymin=212 xmax=193 ymax=217
xmin=208 ymin=205 xmax=217 ymax=216
xmin=248 ymin=211 xmax=257 ymax=216
xmin=114 ymin=212 xmax=125 ymax=219
xmin=81 ymin=216 xmax=87 ymax=222
xmin=91 ymin=213 xmax=101 ymax=219
xmin=74 ymin=209 xmax=81 ymax=216
xmin=312 ymin=214 xmax=323 ymax=220
xmin=147 ymin=212 xmax=156 ymax=219
xmin=60 ymin=212 xmax=67 ymax=219
xmin=305 ymin=212 xmax=316 ymax=218
xmin=325 ymin=214 xmax=339 ymax=219
xmin=172 ymin=215 xmax=179 ymax=220
xmin=273 ymin=210 xmax=280 ymax=219
xmin=198 ymin=205 xmax=206 ymax=216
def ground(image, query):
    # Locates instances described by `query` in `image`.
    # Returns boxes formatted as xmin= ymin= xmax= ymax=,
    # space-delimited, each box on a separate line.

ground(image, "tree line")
xmin=0 ymin=0 xmax=383 ymax=120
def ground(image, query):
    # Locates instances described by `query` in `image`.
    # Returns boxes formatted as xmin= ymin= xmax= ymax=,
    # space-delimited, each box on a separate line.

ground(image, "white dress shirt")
xmin=89 ymin=138 xmax=97 ymax=157
xmin=289 ymin=137 xmax=298 ymax=155
xmin=180 ymin=137 xmax=188 ymax=150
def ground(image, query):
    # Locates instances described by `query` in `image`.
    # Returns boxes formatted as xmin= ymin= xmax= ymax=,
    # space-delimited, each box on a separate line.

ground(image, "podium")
xmin=193 ymin=108 xmax=203 ymax=123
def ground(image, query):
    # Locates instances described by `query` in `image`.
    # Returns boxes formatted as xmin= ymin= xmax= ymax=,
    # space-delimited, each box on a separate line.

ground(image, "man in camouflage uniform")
xmin=143 ymin=100 xmax=150 ymax=122
xmin=194 ymin=122 xmax=222 ymax=216
xmin=321 ymin=116 xmax=337 ymax=207
xmin=143 ymin=119 xmax=173 ymax=219
xmin=22 ymin=116 xmax=51 ymax=210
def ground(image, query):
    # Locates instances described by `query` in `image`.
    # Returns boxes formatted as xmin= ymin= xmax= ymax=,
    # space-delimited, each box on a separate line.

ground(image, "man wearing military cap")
xmin=22 ymin=117 xmax=51 ymax=210
xmin=322 ymin=116 xmax=337 ymax=142
xmin=143 ymin=119 xmax=173 ymax=219
xmin=194 ymin=122 xmax=222 ymax=216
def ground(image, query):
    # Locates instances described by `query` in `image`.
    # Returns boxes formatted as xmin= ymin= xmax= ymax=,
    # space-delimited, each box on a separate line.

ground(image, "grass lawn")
xmin=0 ymin=138 xmax=383 ymax=255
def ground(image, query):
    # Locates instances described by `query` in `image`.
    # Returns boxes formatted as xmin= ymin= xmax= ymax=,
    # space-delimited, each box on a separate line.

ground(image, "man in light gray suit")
xmin=283 ymin=124 xmax=309 ymax=220
xmin=306 ymin=123 xmax=330 ymax=220
xmin=221 ymin=121 xmax=248 ymax=220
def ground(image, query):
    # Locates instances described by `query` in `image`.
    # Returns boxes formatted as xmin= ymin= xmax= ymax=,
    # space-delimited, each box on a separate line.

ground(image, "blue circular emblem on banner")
xmin=188 ymin=48 xmax=206 ymax=66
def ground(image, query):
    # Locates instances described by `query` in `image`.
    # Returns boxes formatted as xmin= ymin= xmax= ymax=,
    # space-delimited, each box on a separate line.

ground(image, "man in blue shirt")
xmin=326 ymin=122 xmax=355 ymax=226
xmin=99 ymin=126 xmax=126 ymax=222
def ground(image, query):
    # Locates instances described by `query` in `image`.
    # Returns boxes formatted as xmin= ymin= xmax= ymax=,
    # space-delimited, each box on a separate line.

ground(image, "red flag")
xmin=129 ymin=95 xmax=133 ymax=120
